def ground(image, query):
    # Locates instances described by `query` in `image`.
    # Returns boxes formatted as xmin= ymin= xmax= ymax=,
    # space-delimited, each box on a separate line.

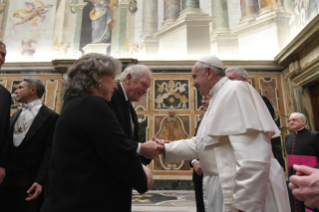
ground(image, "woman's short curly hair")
xmin=63 ymin=53 xmax=122 ymax=100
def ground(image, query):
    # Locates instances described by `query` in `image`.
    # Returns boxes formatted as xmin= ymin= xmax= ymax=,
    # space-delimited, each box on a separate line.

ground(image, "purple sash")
xmin=288 ymin=155 xmax=318 ymax=167
xmin=288 ymin=155 xmax=318 ymax=212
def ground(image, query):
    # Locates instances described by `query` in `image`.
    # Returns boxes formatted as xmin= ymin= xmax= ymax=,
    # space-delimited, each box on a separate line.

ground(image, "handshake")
xmin=140 ymin=138 xmax=170 ymax=160
xmin=139 ymin=138 xmax=170 ymax=192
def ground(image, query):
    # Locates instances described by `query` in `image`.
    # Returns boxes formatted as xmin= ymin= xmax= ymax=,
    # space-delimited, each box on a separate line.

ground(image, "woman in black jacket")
xmin=40 ymin=53 xmax=151 ymax=212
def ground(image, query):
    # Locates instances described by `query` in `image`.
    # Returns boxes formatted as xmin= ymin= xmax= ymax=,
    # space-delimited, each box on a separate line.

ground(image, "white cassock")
xmin=164 ymin=77 xmax=290 ymax=212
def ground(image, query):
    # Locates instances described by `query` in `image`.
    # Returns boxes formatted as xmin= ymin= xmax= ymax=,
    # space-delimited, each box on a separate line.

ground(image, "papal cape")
xmin=164 ymin=77 xmax=290 ymax=212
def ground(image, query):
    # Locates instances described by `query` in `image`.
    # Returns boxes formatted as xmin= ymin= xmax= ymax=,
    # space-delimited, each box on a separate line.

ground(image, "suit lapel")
xmin=19 ymin=105 xmax=50 ymax=147
xmin=10 ymin=109 xmax=22 ymax=131
xmin=117 ymin=84 xmax=132 ymax=135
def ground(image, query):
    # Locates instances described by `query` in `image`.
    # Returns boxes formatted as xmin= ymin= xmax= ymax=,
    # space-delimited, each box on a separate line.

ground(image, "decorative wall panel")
xmin=282 ymin=68 xmax=295 ymax=115
xmin=45 ymin=79 xmax=59 ymax=111
xmin=153 ymin=79 xmax=189 ymax=110
xmin=153 ymin=114 xmax=191 ymax=171
xmin=259 ymin=78 xmax=279 ymax=110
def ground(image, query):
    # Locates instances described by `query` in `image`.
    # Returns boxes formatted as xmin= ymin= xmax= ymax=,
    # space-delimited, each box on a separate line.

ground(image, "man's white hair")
xmin=290 ymin=112 xmax=306 ymax=122
xmin=225 ymin=67 xmax=248 ymax=80
xmin=120 ymin=64 xmax=151 ymax=82
xmin=195 ymin=62 xmax=225 ymax=77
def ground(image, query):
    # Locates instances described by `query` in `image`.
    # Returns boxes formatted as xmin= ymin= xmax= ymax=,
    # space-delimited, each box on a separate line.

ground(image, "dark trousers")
xmin=0 ymin=183 xmax=41 ymax=212
xmin=194 ymin=180 xmax=205 ymax=212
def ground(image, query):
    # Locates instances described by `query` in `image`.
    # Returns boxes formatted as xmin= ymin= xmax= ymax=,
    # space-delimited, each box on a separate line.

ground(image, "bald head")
xmin=225 ymin=67 xmax=248 ymax=82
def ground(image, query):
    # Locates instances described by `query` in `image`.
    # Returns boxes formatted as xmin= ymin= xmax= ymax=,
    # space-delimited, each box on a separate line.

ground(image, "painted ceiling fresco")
xmin=0 ymin=0 xmax=318 ymax=61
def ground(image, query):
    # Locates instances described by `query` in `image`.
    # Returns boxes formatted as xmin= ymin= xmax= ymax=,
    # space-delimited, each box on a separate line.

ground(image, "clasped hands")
xmin=139 ymin=138 xmax=169 ymax=160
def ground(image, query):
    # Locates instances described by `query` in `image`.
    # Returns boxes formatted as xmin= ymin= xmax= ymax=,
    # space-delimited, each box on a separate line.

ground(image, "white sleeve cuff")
xmin=136 ymin=143 xmax=141 ymax=154
xmin=191 ymin=159 xmax=198 ymax=165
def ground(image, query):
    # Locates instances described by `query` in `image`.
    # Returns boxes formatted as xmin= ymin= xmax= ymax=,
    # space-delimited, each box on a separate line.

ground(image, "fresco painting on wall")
xmin=292 ymin=0 xmax=319 ymax=27
xmin=4 ymin=0 xmax=56 ymax=61
xmin=259 ymin=78 xmax=279 ymax=110
xmin=80 ymin=0 xmax=118 ymax=55
xmin=0 ymin=0 xmax=318 ymax=61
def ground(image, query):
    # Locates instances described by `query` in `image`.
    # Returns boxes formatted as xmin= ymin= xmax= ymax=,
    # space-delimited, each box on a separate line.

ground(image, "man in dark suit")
xmin=0 ymin=40 xmax=11 ymax=184
xmin=225 ymin=67 xmax=275 ymax=119
xmin=0 ymin=79 xmax=59 ymax=212
xmin=190 ymin=95 xmax=209 ymax=212
xmin=110 ymin=64 xmax=152 ymax=165
xmin=285 ymin=112 xmax=319 ymax=212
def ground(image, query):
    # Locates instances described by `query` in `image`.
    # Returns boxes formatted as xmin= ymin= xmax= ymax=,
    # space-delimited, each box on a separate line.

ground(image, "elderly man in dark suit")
xmin=110 ymin=64 xmax=152 ymax=165
xmin=0 ymin=41 xmax=11 ymax=185
xmin=0 ymin=79 xmax=59 ymax=212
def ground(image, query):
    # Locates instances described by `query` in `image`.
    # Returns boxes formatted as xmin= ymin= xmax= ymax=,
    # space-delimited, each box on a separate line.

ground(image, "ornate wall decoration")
xmin=0 ymin=0 xmax=6 ymax=14
xmin=153 ymin=114 xmax=191 ymax=171
xmin=128 ymin=0 xmax=137 ymax=13
xmin=248 ymin=78 xmax=255 ymax=86
xmin=133 ymin=89 xmax=149 ymax=111
xmin=70 ymin=0 xmax=78 ymax=14
xmin=259 ymin=78 xmax=278 ymax=110
xmin=300 ymin=45 xmax=319 ymax=69
xmin=45 ymin=80 xmax=59 ymax=111
xmin=10 ymin=80 xmax=22 ymax=110
xmin=137 ymin=114 xmax=149 ymax=143
xmin=282 ymin=68 xmax=294 ymax=114
xmin=0 ymin=79 xmax=6 ymax=87
xmin=154 ymin=79 xmax=189 ymax=110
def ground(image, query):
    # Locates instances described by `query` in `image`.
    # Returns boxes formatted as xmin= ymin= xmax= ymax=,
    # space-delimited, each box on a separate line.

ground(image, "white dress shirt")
xmin=13 ymin=99 xmax=43 ymax=147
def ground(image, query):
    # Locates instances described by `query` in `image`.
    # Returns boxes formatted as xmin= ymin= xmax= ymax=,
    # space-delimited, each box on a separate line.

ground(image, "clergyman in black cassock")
xmin=286 ymin=113 xmax=319 ymax=212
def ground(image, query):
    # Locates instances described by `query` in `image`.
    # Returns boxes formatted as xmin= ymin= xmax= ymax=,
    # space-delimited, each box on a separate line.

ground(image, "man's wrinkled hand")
xmin=193 ymin=161 xmax=203 ymax=176
xmin=153 ymin=137 xmax=170 ymax=145
xmin=289 ymin=165 xmax=319 ymax=210
xmin=26 ymin=182 xmax=42 ymax=201
xmin=140 ymin=140 xmax=159 ymax=159
xmin=0 ymin=167 xmax=5 ymax=184
xmin=142 ymin=165 xmax=153 ymax=191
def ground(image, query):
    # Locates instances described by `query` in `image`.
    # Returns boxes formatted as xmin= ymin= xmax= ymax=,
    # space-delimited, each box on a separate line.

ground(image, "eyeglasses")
xmin=288 ymin=118 xmax=299 ymax=123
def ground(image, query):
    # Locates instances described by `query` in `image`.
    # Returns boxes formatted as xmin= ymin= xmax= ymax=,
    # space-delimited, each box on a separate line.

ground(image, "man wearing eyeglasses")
xmin=285 ymin=112 xmax=319 ymax=212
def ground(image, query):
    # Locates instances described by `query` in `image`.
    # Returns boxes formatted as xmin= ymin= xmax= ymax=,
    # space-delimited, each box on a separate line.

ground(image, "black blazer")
xmin=1 ymin=104 xmax=58 ymax=187
xmin=110 ymin=83 xmax=151 ymax=165
xmin=0 ymin=84 xmax=11 ymax=167
xmin=41 ymin=96 xmax=147 ymax=212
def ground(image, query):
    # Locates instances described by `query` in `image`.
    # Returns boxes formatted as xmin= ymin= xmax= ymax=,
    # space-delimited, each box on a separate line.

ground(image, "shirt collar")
xmin=209 ymin=77 xmax=229 ymax=98
xmin=295 ymin=127 xmax=305 ymax=133
xmin=22 ymin=99 xmax=42 ymax=111
xmin=119 ymin=82 xmax=129 ymax=101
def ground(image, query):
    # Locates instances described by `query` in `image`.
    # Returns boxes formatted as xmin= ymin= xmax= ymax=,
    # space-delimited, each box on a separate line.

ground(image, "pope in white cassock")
xmin=161 ymin=56 xmax=290 ymax=212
